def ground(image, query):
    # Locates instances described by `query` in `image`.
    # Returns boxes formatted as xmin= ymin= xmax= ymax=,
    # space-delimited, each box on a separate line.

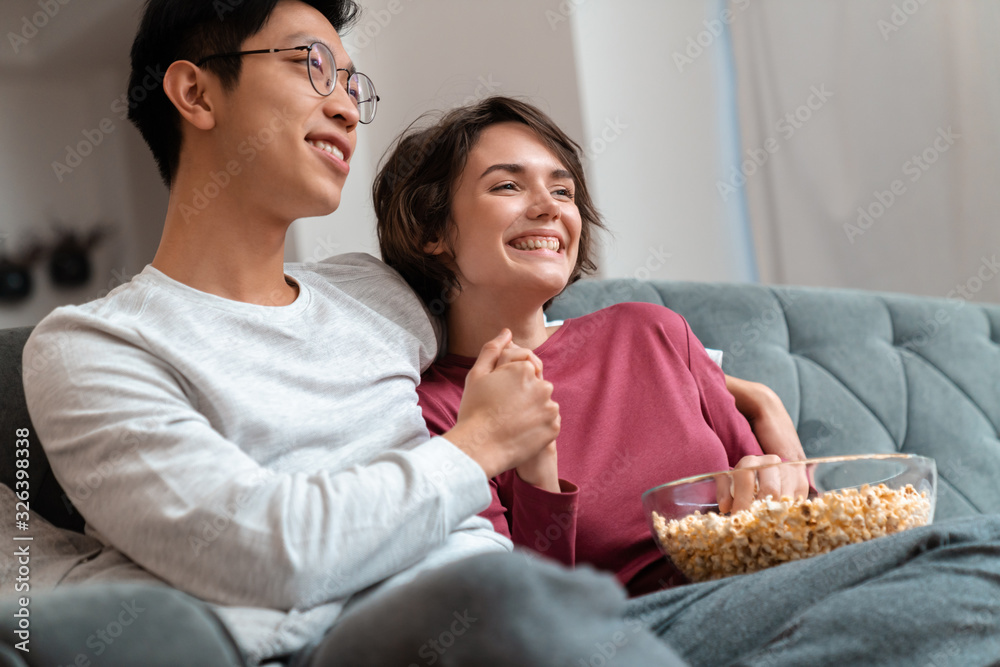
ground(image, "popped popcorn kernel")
xmin=651 ymin=484 xmax=932 ymax=582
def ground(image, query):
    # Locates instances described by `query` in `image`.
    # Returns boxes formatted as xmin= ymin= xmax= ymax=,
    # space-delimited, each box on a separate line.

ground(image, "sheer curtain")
xmin=730 ymin=0 xmax=1000 ymax=303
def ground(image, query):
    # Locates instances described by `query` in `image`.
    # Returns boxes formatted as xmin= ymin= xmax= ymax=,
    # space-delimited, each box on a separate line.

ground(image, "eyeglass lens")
xmin=307 ymin=42 xmax=335 ymax=94
xmin=307 ymin=43 xmax=377 ymax=124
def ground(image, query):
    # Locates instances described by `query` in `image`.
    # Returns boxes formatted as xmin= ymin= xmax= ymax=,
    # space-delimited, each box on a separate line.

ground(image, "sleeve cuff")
xmin=512 ymin=473 xmax=579 ymax=514
xmin=414 ymin=435 xmax=493 ymax=519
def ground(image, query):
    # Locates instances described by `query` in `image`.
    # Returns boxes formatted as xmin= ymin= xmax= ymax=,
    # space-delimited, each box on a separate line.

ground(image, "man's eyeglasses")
xmin=196 ymin=42 xmax=378 ymax=124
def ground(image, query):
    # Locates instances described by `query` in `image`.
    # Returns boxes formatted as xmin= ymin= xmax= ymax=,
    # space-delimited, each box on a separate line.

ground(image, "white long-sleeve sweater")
xmin=21 ymin=253 xmax=510 ymax=662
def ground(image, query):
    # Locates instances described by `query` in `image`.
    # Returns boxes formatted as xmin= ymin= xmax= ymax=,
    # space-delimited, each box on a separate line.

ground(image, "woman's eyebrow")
xmin=480 ymin=163 xmax=523 ymax=179
xmin=479 ymin=165 xmax=574 ymax=180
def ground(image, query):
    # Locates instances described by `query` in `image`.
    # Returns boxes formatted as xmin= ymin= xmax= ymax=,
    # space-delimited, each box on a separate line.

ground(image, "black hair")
xmin=127 ymin=0 xmax=360 ymax=186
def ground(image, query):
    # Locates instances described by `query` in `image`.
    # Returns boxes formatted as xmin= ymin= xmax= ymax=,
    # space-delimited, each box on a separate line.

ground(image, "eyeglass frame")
xmin=194 ymin=43 xmax=379 ymax=124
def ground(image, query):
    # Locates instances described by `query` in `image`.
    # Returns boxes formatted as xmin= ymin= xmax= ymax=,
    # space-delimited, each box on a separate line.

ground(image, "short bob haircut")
xmin=375 ymin=96 xmax=605 ymax=316
xmin=128 ymin=0 xmax=360 ymax=186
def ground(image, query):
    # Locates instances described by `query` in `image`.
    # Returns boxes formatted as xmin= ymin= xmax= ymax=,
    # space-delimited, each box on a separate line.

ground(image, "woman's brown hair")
xmin=375 ymin=96 xmax=604 ymax=315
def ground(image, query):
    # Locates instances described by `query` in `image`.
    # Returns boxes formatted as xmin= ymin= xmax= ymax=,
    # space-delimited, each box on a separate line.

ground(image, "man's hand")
xmin=444 ymin=330 xmax=560 ymax=479
xmin=716 ymin=454 xmax=810 ymax=513
xmin=725 ymin=375 xmax=806 ymax=462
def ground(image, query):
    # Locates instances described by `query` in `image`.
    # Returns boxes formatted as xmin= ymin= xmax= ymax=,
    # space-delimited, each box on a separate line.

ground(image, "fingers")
xmin=719 ymin=455 xmax=784 ymax=514
xmin=730 ymin=467 xmax=757 ymax=513
xmin=756 ymin=461 xmax=782 ymax=501
xmin=497 ymin=345 xmax=544 ymax=378
xmin=783 ymin=463 xmax=811 ymax=500
xmin=468 ymin=329 xmax=513 ymax=378
xmin=715 ymin=473 xmax=734 ymax=514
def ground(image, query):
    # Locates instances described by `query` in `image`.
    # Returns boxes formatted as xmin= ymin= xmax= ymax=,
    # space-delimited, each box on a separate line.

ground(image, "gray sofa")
xmin=2 ymin=278 xmax=999 ymax=664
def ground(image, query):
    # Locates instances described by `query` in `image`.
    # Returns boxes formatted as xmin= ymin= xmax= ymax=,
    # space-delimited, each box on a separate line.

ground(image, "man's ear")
xmin=162 ymin=60 xmax=218 ymax=131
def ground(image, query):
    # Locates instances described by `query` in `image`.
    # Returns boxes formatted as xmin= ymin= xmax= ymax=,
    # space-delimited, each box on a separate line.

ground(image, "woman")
xmin=375 ymin=96 xmax=807 ymax=595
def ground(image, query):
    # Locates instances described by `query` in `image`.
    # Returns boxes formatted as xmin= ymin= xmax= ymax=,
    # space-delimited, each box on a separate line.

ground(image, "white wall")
xmin=730 ymin=1 xmax=1000 ymax=303
xmin=569 ymin=0 xmax=752 ymax=283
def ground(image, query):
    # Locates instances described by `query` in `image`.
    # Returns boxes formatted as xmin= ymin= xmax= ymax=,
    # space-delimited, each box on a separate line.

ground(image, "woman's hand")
xmin=725 ymin=375 xmax=806 ymax=462
xmin=515 ymin=440 xmax=560 ymax=493
xmin=717 ymin=454 xmax=809 ymax=513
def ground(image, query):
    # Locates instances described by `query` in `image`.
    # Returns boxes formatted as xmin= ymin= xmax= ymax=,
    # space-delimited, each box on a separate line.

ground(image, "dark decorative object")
xmin=0 ymin=238 xmax=45 ymax=303
xmin=47 ymin=226 xmax=111 ymax=288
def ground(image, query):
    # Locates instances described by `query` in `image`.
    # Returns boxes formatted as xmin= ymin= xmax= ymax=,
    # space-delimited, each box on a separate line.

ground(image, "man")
xmin=5 ymin=1 xmax=999 ymax=666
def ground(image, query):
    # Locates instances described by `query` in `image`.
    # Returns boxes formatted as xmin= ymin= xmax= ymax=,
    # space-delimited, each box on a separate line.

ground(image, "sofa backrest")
xmin=548 ymin=280 xmax=1000 ymax=521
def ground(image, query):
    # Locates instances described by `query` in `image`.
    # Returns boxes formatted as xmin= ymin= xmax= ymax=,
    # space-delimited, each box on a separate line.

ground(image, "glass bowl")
xmin=642 ymin=453 xmax=936 ymax=582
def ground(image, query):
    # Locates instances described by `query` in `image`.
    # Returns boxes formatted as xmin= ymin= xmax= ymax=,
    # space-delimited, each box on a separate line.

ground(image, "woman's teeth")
xmin=307 ymin=139 xmax=344 ymax=160
xmin=511 ymin=238 xmax=561 ymax=251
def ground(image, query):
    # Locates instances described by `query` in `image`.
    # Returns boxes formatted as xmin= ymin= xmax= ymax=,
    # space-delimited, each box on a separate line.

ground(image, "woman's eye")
xmin=490 ymin=183 xmax=517 ymax=192
xmin=554 ymin=188 xmax=575 ymax=199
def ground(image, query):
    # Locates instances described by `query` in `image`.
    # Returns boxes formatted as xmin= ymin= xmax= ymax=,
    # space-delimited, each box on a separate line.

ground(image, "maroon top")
xmin=417 ymin=302 xmax=762 ymax=595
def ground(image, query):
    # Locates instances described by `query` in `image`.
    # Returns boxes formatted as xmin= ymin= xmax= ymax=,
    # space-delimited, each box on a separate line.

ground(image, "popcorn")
xmin=651 ymin=483 xmax=932 ymax=582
